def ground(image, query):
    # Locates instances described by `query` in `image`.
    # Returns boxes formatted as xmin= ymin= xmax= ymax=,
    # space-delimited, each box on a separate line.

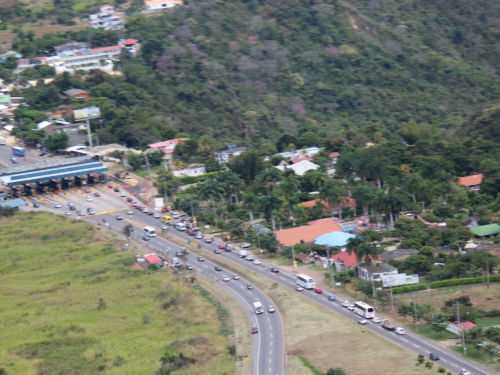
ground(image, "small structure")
xmin=314 ymin=231 xmax=356 ymax=247
xmin=119 ymin=39 xmax=141 ymax=57
xmin=89 ymin=5 xmax=125 ymax=30
xmin=45 ymin=123 xmax=86 ymax=135
xmin=470 ymin=223 xmax=500 ymax=238
xmin=0 ymin=198 xmax=28 ymax=210
xmin=54 ymin=42 xmax=90 ymax=55
xmin=63 ymin=89 xmax=90 ymax=100
xmin=457 ymin=174 xmax=483 ymax=191
xmin=331 ymin=251 xmax=382 ymax=273
xmin=446 ymin=321 xmax=477 ymax=336
xmin=214 ymin=145 xmax=247 ymax=165
xmin=144 ymin=0 xmax=183 ymax=11
xmin=359 ymin=263 xmax=398 ymax=281
xmin=291 ymin=156 xmax=313 ymax=164
xmin=172 ymin=165 xmax=206 ymax=178
xmin=266 ymin=146 xmax=323 ymax=161
xmin=329 ymin=152 xmax=340 ymax=163
xmin=275 ymin=159 xmax=319 ymax=176
xmin=36 ymin=120 xmax=53 ymax=130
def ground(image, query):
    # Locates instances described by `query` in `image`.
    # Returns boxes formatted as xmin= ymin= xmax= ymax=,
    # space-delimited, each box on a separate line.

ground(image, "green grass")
xmin=450 ymin=345 xmax=500 ymax=372
xmin=475 ymin=316 xmax=500 ymax=328
xmin=129 ymin=165 xmax=163 ymax=178
xmin=0 ymin=212 xmax=235 ymax=374
xmin=298 ymin=356 xmax=323 ymax=375
xmin=412 ymin=324 xmax=458 ymax=341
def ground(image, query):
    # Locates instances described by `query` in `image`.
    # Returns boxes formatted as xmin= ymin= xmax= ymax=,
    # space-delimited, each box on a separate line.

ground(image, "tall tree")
xmin=319 ymin=182 xmax=348 ymax=220
xmin=242 ymin=192 xmax=259 ymax=225
xmin=260 ymin=194 xmax=281 ymax=230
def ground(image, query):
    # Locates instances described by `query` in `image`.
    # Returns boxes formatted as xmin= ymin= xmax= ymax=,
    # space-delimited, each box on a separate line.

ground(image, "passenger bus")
xmin=253 ymin=300 xmax=264 ymax=314
xmin=296 ymin=274 xmax=316 ymax=290
xmin=144 ymin=226 xmax=157 ymax=237
xmin=0 ymin=136 xmax=5 ymax=145
xmin=353 ymin=301 xmax=375 ymax=319
xmin=12 ymin=146 xmax=25 ymax=156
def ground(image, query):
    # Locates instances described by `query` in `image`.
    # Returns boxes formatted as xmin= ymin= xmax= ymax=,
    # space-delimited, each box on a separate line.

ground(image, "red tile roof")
xmin=144 ymin=254 xmax=162 ymax=263
xmin=291 ymin=157 xmax=313 ymax=164
xmin=148 ymin=138 xmax=188 ymax=149
xmin=274 ymin=221 xmax=342 ymax=247
xmin=301 ymin=198 xmax=356 ymax=210
xmin=329 ymin=152 xmax=340 ymax=158
xmin=123 ymin=39 xmax=139 ymax=45
xmin=331 ymin=251 xmax=382 ymax=268
xmin=457 ymin=174 xmax=483 ymax=187
xmin=90 ymin=45 xmax=122 ymax=54
xmin=449 ymin=321 xmax=477 ymax=331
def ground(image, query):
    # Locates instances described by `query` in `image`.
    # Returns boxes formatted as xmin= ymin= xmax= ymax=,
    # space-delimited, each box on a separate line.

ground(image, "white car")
xmin=241 ymin=243 xmax=251 ymax=248
xmin=459 ymin=369 xmax=471 ymax=375
xmin=204 ymin=238 xmax=213 ymax=243
xmin=233 ymin=274 xmax=240 ymax=280
xmin=126 ymin=209 xmax=133 ymax=215
xmin=54 ymin=204 xmax=62 ymax=208
xmin=372 ymin=317 xmax=381 ymax=323
xmin=222 ymin=275 xmax=230 ymax=282
xmin=86 ymin=197 xmax=92 ymax=202
xmin=295 ymin=286 xmax=304 ymax=291
xmin=357 ymin=317 xmax=368 ymax=325
xmin=395 ymin=327 xmax=405 ymax=335
xmin=195 ymin=233 xmax=203 ymax=239
xmin=246 ymin=255 xmax=255 ymax=261
xmin=341 ymin=300 xmax=350 ymax=307
xmin=268 ymin=305 xmax=276 ymax=313
xmin=252 ymin=259 xmax=261 ymax=265
xmin=347 ymin=304 xmax=355 ymax=311
xmin=161 ymin=224 xmax=169 ymax=229
xmin=65 ymin=211 xmax=72 ymax=216
xmin=120 ymin=192 xmax=126 ymax=197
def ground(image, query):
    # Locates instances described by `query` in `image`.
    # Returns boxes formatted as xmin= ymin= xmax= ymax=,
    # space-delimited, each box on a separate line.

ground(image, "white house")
xmin=275 ymin=159 xmax=319 ymax=176
xmin=144 ymin=0 xmax=183 ymax=10
xmin=266 ymin=146 xmax=323 ymax=161
xmin=215 ymin=146 xmax=248 ymax=165
xmin=172 ymin=166 xmax=206 ymax=178
xmin=359 ymin=263 xmax=398 ymax=281
xmin=36 ymin=121 xmax=53 ymax=130
xmin=90 ymin=5 xmax=125 ymax=30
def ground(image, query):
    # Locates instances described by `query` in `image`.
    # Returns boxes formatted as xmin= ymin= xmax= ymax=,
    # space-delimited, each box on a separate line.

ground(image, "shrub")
xmin=391 ymin=283 xmax=427 ymax=294
xmin=438 ymin=367 xmax=446 ymax=373
xmin=430 ymin=274 xmax=500 ymax=288
xmin=175 ymin=171 xmax=226 ymax=185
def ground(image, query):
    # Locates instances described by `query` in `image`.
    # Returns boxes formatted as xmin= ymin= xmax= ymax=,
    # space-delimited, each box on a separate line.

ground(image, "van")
xmin=172 ymin=211 xmax=180 ymax=219
xmin=162 ymin=215 xmax=172 ymax=224
xmin=144 ymin=226 xmax=157 ymax=237
xmin=174 ymin=222 xmax=186 ymax=231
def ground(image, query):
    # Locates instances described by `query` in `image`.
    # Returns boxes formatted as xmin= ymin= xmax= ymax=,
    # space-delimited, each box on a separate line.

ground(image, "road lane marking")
xmin=270 ymin=350 xmax=272 ymax=355
xmin=280 ymin=277 xmax=286 ymax=280
xmin=271 ymin=333 xmax=273 ymax=339
xmin=401 ymin=338 xmax=408 ymax=342
xmin=425 ymin=350 xmax=431 ymax=353
xmin=269 ymin=325 xmax=272 ymax=330
xmin=451 ymin=363 xmax=458 ymax=367
xmin=441 ymin=359 xmax=447 ymax=362
xmin=268 ymin=318 xmax=270 ymax=322
xmin=412 ymin=344 xmax=419 ymax=348
xmin=269 ymin=359 xmax=271 ymax=364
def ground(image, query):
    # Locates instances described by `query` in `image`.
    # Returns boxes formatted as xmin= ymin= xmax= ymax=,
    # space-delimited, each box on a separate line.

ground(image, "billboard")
xmin=154 ymin=197 xmax=164 ymax=210
xmin=382 ymin=273 xmax=419 ymax=288
xmin=74 ymin=106 xmax=101 ymax=121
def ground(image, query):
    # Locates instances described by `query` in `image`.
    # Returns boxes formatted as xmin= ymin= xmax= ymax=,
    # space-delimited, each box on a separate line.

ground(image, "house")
xmin=215 ymin=146 xmax=248 ymax=165
xmin=359 ymin=263 xmax=398 ymax=281
xmin=300 ymin=197 xmax=357 ymax=214
xmin=63 ymin=89 xmax=90 ymax=99
xmin=144 ymin=0 xmax=183 ymax=11
xmin=45 ymin=123 xmax=86 ymax=135
xmin=331 ymin=251 xmax=383 ymax=272
xmin=457 ymin=174 xmax=483 ymax=191
xmin=291 ymin=156 xmax=313 ymax=164
xmin=470 ymin=223 xmax=500 ymax=238
xmin=149 ymin=138 xmax=188 ymax=153
xmin=119 ymin=39 xmax=141 ymax=57
xmin=89 ymin=5 xmax=125 ymax=30
xmin=307 ymin=217 xmax=342 ymax=226
xmin=36 ymin=120 xmax=53 ymax=130
xmin=54 ymin=42 xmax=90 ymax=54
xmin=172 ymin=166 xmax=206 ymax=178
xmin=274 ymin=221 xmax=341 ymax=247
xmin=266 ymin=146 xmax=323 ymax=161
xmin=275 ymin=159 xmax=319 ymax=176
xmin=324 ymin=160 xmax=336 ymax=177
xmin=446 ymin=321 xmax=477 ymax=336
xmin=329 ymin=152 xmax=340 ymax=163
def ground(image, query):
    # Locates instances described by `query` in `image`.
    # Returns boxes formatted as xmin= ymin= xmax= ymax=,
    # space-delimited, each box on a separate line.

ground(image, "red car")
xmin=162 ymin=207 xmax=171 ymax=213
xmin=135 ymin=205 xmax=142 ymax=210
xmin=107 ymin=184 xmax=113 ymax=189
xmin=94 ymin=192 xmax=101 ymax=197
xmin=127 ymin=197 xmax=133 ymax=202
xmin=314 ymin=288 xmax=323 ymax=294
xmin=188 ymin=230 xmax=195 ymax=236
xmin=219 ymin=244 xmax=226 ymax=249
xmin=53 ymin=189 xmax=60 ymax=194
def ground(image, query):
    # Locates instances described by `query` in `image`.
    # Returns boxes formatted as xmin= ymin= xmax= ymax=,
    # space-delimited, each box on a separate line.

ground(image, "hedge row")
xmin=430 ymin=274 xmax=500 ymax=288
xmin=391 ymin=284 xmax=427 ymax=294
xmin=174 ymin=171 xmax=225 ymax=185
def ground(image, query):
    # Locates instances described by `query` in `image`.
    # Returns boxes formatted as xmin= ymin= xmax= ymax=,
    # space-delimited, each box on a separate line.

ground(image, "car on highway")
xmin=39 ymin=152 xmax=47 ymax=157
xmin=77 ymin=210 xmax=85 ymax=216
xmin=33 ymin=203 xmax=40 ymax=208
xmin=222 ymin=275 xmax=230 ymax=282
xmin=116 ymin=214 xmax=123 ymax=220
xmin=54 ymin=203 xmax=62 ymax=208
xmin=126 ymin=210 xmax=133 ymax=215
xmin=347 ymin=304 xmax=355 ymax=311
xmin=372 ymin=317 xmax=381 ymax=323
xmin=246 ymin=255 xmax=255 ymax=261
xmin=52 ymin=189 xmax=59 ymax=194
xmin=233 ymin=274 xmax=240 ymax=280
xmin=153 ymin=213 xmax=160 ymax=219
xmin=270 ymin=267 xmax=279 ymax=273
xmin=295 ymin=286 xmax=304 ymax=291
xmin=357 ymin=317 xmax=368 ymax=325
xmin=88 ymin=208 xmax=95 ymax=215
xmin=459 ymin=369 xmax=471 ymax=375
xmin=314 ymin=288 xmax=323 ymax=294
xmin=197 ymin=256 xmax=205 ymax=262
xmin=161 ymin=223 xmax=169 ymax=229
xmin=69 ymin=205 xmax=76 ymax=210
xmin=135 ymin=205 xmax=142 ymax=210
xmin=84 ymin=188 xmax=90 ymax=193
xmin=214 ymin=265 xmax=223 ymax=272
xmin=141 ymin=207 xmax=149 ymax=213
xmin=268 ymin=305 xmax=276 ymax=313
xmin=327 ymin=294 xmax=336 ymax=301
xmin=186 ymin=264 xmax=193 ymax=270
xmin=94 ymin=192 xmax=101 ymax=197
xmin=10 ymin=156 xmax=18 ymax=163
xmin=132 ymin=201 xmax=138 ymax=207
xmin=214 ymin=248 xmax=222 ymax=254
xmin=251 ymin=324 xmax=258 ymax=334
xmin=429 ymin=353 xmax=440 ymax=361
xmin=395 ymin=327 xmax=405 ymax=335
xmin=341 ymin=300 xmax=350 ymax=307
xmin=86 ymin=197 xmax=92 ymax=202
xmin=252 ymin=259 xmax=261 ymax=265
xmin=114 ymin=187 xmax=120 ymax=192
xmin=241 ymin=243 xmax=251 ymax=248
xmin=120 ymin=192 xmax=126 ymax=197
xmin=188 ymin=230 xmax=195 ymax=236
xmin=218 ymin=244 xmax=226 ymax=249
xmin=162 ymin=207 xmax=171 ymax=212
xmin=143 ymin=234 xmax=150 ymax=241
xmin=127 ymin=197 xmax=133 ymax=202
xmin=195 ymin=233 xmax=203 ymax=239
xmin=65 ymin=211 xmax=72 ymax=216
xmin=224 ymin=246 xmax=232 ymax=252
xmin=204 ymin=237 xmax=213 ymax=243
xmin=247 ymin=284 xmax=254 ymax=290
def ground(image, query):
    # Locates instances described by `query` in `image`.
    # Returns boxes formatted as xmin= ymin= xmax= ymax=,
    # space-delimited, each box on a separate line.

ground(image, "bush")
xmin=438 ymin=366 xmax=446 ymax=373
xmin=175 ymin=171 xmax=226 ymax=185
xmin=430 ymin=274 xmax=500 ymax=288
xmin=391 ymin=283 xmax=427 ymax=294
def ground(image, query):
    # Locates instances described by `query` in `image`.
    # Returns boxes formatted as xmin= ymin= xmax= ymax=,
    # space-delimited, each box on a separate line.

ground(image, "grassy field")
xmin=0 ymin=212 xmax=237 ymax=374
xmin=166 ymin=236 xmax=431 ymax=375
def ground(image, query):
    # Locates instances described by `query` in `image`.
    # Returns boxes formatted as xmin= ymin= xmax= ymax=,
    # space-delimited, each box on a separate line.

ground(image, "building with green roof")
xmin=470 ymin=223 xmax=500 ymax=238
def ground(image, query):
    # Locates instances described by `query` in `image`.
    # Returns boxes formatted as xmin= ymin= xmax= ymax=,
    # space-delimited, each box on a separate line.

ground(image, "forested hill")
xmin=13 ymin=0 xmax=500 ymax=147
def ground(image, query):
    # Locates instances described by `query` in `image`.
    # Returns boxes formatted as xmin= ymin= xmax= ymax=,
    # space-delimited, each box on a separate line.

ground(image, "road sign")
xmin=193 ymin=217 xmax=197 ymax=221
xmin=192 ymin=240 xmax=197 ymax=244
xmin=293 ymin=260 xmax=297 ymax=265
xmin=226 ymin=235 xmax=231 ymax=240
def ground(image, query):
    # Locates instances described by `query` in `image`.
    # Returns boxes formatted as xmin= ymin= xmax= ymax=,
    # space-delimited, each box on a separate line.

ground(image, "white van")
xmin=144 ymin=226 xmax=157 ymax=237
xmin=172 ymin=211 xmax=180 ymax=219
xmin=174 ymin=222 xmax=186 ymax=231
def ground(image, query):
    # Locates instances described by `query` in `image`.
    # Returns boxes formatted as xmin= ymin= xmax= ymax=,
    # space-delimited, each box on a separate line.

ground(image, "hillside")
xmin=7 ymin=0 xmax=500 ymax=148
xmin=0 ymin=212 xmax=236 ymax=374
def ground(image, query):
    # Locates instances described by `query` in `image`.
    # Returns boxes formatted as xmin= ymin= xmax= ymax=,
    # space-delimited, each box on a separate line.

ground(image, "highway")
xmin=0 ymin=141 xmax=46 ymax=168
xmin=24 ymin=184 xmax=286 ymax=375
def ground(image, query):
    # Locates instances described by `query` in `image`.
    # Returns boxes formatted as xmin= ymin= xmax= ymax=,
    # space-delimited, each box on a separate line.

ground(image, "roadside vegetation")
xmin=0 ymin=212 xmax=236 ymax=374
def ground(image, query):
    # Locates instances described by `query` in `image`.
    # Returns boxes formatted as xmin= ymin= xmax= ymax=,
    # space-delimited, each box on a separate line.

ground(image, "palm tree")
xmin=273 ymin=207 xmax=288 ymax=231
xmin=280 ymin=175 xmax=299 ymax=225
xmin=346 ymin=236 xmax=366 ymax=277
xmin=353 ymin=185 xmax=377 ymax=215
xmin=361 ymin=243 xmax=382 ymax=298
xmin=320 ymin=182 xmax=348 ymax=220
xmin=311 ymin=200 xmax=327 ymax=219
xmin=416 ymin=180 xmax=435 ymax=212
xmin=294 ymin=204 xmax=309 ymax=225
xmin=258 ymin=168 xmax=283 ymax=196
xmin=260 ymin=194 xmax=281 ymax=230
xmin=309 ymin=170 xmax=328 ymax=190
xmin=404 ymin=173 xmax=423 ymax=205
xmin=224 ymin=171 xmax=244 ymax=204
xmin=242 ymin=192 xmax=259 ymax=225
xmin=381 ymin=192 xmax=406 ymax=229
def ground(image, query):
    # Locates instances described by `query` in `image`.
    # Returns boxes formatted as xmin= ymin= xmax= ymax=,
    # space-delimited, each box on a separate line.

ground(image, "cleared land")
xmin=0 ymin=212 xmax=236 ymax=374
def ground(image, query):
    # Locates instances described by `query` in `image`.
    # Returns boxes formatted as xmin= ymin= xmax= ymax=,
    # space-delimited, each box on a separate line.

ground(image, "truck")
xmin=253 ymin=300 xmax=264 ymax=314
xmin=238 ymin=250 xmax=248 ymax=258
xmin=172 ymin=258 xmax=181 ymax=267
xmin=0 ymin=136 xmax=5 ymax=145
xmin=381 ymin=319 xmax=396 ymax=331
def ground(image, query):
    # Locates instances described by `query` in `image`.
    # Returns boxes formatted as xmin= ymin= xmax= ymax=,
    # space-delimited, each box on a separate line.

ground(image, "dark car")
xmin=69 ymin=205 xmax=76 ymax=210
xmin=270 ymin=267 xmax=279 ymax=273
xmin=33 ymin=203 xmax=40 ymax=208
xmin=175 ymin=250 xmax=182 ymax=257
xmin=214 ymin=249 xmax=222 ymax=254
xmin=251 ymin=325 xmax=258 ymax=334
xmin=429 ymin=353 xmax=440 ymax=361
xmin=327 ymin=295 xmax=336 ymax=301
xmin=127 ymin=197 xmax=133 ymax=202
xmin=114 ymin=187 xmax=120 ymax=192
xmin=143 ymin=234 xmax=150 ymax=241
xmin=214 ymin=265 xmax=222 ymax=271
xmin=247 ymin=284 xmax=254 ymax=290
xmin=186 ymin=264 xmax=193 ymax=270
xmin=94 ymin=192 xmax=101 ymax=197
xmin=224 ymin=246 xmax=232 ymax=252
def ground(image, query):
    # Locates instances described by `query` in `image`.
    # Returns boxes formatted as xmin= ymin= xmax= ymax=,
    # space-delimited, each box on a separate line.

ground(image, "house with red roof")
xmin=328 ymin=152 xmax=340 ymax=164
xmin=446 ymin=321 xmax=477 ymax=336
xmin=331 ymin=251 xmax=383 ymax=272
xmin=300 ymin=197 xmax=356 ymax=215
xmin=457 ymin=174 xmax=483 ymax=191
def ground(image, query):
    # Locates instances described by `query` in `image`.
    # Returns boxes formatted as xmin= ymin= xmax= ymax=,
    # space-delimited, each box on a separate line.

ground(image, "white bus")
xmin=0 ymin=136 xmax=5 ymax=145
xmin=296 ymin=274 xmax=316 ymax=290
xmin=144 ymin=226 xmax=157 ymax=237
xmin=353 ymin=301 xmax=375 ymax=319
xmin=253 ymin=300 xmax=264 ymax=314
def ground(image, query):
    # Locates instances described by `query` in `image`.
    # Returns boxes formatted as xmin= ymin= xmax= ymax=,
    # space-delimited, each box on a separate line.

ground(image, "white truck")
xmin=253 ymin=300 xmax=264 ymax=314
xmin=172 ymin=258 xmax=181 ymax=267
xmin=238 ymin=250 xmax=248 ymax=258
xmin=0 ymin=136 xmax=5 ymax=145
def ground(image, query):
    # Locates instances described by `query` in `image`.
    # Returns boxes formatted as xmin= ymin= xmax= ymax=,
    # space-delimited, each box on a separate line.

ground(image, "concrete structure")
xmin=36 ymin=121 xmax=53 ymax=130
xmin=63 ymin=89 xmax=90 ymax=99
xmin=457 ymin=174 xmax=483 ymax=191
xmin=266 ymin=146 xmax=323 ymax=161
xmin=54 ymin=42 xmax=90 ymax=54
xmin=215 ymin=146 xmax=247 ymax=165
xmin=45 ymin=123 xmax=86 ymax=135
xmin=359 ymin=263 xmax=398 ymax=281
xmin=172 ymin=166 xmax=206 ymax=178
xmin=0 ymin=198 xmax=27 ymax=209
xmin=275 ymin=159 xmax=319 ymax=176
xmin=72 ymin=143 xmax=133 ymax=158
xmin=90 ymin=5 xmax=125 ymax=30
xmin=144 ymin=0 xmax=183 ymax=11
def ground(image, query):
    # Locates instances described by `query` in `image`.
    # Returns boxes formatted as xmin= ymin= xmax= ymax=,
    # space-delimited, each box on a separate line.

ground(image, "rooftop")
xmin=63 ymin=89 xmax=89 ymax=97
xmin=314 ymin=231 xmax=356 ymax=247
xmin=90 ymin=45 xmax=122 ymax=54
xmin=470 ymin=223 xmax=500 ymax=237
xmin=274 ymin=221 xmax=341 ymax=247
xmin=291 ymin=156 xmax=313 ymax=164
xmin=331 ymin=251 xmax=382 ymax=268
xmin=148 ymin=138 xmax=188 ymax=149
xmin=275 ymin=159 xmax=319 ymax=176
xmin=329 ymin=152 xmax=340 ymax=158
xmin=457 ymin=174 xmax=483 ymax=187
xmin=0 ymin=198 xmax=27 ymax=208
xmin=300 ymin=197 xmax=357 ymax=210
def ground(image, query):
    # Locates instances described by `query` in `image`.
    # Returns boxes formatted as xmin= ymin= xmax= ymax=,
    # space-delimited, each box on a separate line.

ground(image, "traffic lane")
xmin=0 ymin=144 xmax=44 ymax=165
xmin=97 ymin=216 xmax=284 ymax=375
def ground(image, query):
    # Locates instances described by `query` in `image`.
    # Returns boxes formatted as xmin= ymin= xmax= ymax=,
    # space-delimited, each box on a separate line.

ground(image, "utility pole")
xmin=486 ymin=260 xmax=490 ymax=289
xmin=291 ymin=244 xmax=296 ymax=266
xmin=163 ymin=178 xmax=168 ymax=204
xmin=390 ymin=285 xmax=394 ymax=309
xmin=326 ymin=247 xmax=335 ymax=287
xmin=413 ymin=301 xmax=419 ymax=332
xmin=190 ymin=200 xmax=195 ymax=218
xmin=143 ymin=151 xmax=152 ymax=181
xmin=457 ymin=300 xmax=467 ymax=356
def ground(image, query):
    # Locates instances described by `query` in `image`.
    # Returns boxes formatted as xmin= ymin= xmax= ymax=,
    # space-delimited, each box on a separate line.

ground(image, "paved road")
xmin=26 ymin=185 xmax=285 ymax=375
xmin=0 ymin=143 xmax=46 ymax=168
